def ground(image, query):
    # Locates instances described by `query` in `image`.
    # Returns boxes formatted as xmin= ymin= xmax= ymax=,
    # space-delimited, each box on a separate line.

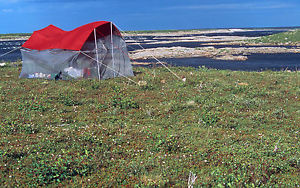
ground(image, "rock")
xmin=138 ymin=80 xmax=147 ymax=86
xmin=214 ymin=55 xmax=248 ymax=61
xmin=237 ymin=82 xmax=249 ymax=86
xmin=186 ymin=100 xmax=195 ymax=106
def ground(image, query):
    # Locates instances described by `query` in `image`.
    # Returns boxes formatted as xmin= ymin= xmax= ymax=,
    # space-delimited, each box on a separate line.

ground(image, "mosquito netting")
xmin=20 ymin=34 xmax=133 ymax=80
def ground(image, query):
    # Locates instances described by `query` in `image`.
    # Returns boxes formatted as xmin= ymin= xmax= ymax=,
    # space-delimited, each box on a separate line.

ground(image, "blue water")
xmin=127 ymin=42 xmax=299 ymax=51
xmin=1 ymin=29 xmax=300 ymax=71
xmin=0 ymin=40 xmax=25 ymax=62
xmin=135 ymin=53 xmax=300 ymax=71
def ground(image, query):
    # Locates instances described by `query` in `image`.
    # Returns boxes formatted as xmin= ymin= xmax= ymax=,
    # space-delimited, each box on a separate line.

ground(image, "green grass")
xmin=0 ymin=64 xmax=299 ymax=187
xmin=0 ymin=33 xmax=31 ymax=40
xmin=253 ymin=29 xmax=300 ymax=44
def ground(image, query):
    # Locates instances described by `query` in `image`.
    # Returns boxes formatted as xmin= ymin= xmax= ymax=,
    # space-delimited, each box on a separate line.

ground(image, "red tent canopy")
xmin=22 ymin=21 xmax=121 ymax=51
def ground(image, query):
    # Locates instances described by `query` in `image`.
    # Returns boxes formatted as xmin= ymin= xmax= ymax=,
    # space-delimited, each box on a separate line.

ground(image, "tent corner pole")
xmin=94 ymin=28 xmax=101 ymax=80
xmin=111 ymin=22 xmax=116 ymax=78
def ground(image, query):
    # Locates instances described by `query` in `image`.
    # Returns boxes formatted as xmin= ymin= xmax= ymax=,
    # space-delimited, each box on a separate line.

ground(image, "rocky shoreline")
xmin=0 ymin=37 xmax=29 ymax=41
xmin=130 ymin=45 xmax=300 ymax=62
xmin=127 ymin=29 xmax=300 ymax=63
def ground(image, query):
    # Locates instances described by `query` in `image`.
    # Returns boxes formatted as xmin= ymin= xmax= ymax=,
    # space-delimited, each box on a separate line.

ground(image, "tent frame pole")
xmin=111 ymin=22 xmax=116 ymax=78
xmin=80 ymin=51 xmax=138 ymax=85
xmin=94 ymin=28 xmax=101 ymax=80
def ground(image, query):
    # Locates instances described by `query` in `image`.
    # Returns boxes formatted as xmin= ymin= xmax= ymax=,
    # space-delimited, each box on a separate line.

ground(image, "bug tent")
xmin=20 ymin=21 xmax=133 ymax=80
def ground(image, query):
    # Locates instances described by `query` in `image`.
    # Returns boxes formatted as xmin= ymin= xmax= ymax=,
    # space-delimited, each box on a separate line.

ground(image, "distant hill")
xmin=254 ymin=29 xmax=300 ymax=43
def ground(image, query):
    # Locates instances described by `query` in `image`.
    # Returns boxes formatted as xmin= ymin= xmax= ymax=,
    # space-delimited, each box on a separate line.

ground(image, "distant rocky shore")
xmin=130 ymin=45 xmax=300 ymax=62
xmin=127 ymin=29 xmax=300 ymax=63
xmin=0 ymin=37 xmax=29 ymax=41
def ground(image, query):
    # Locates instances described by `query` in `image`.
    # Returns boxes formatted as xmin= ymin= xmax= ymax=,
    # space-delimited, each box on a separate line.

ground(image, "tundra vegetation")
xmin=253 ymin=29 xmax=300 ymax=44
xmin=0 ymin=62 xmax=299 ymax=187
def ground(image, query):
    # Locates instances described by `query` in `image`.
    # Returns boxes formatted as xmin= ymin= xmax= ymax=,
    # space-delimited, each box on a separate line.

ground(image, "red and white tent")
xmin=20 ymin=21 xmax=133 ymax=80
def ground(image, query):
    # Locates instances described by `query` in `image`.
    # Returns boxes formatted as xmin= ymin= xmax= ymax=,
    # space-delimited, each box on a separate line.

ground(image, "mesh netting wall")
xmin=20 ymin=35 xmax=133 ymax=80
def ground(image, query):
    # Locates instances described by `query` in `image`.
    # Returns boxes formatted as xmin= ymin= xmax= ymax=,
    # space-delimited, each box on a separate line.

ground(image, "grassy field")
xmin=253 ymin=29 xmax=300 ymax=44
xmin=0 ymin=64 xmax=299 ymax=187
